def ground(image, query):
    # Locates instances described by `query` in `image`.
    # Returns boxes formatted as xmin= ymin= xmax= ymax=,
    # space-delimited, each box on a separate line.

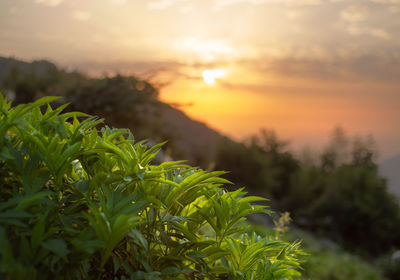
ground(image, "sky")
xmin=1 ymin=0 xmax=399 ymax=159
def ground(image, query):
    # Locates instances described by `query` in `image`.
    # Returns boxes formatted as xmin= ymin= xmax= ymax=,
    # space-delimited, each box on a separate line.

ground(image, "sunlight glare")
xmin=202 ymin=69 xmax=226 ymax=85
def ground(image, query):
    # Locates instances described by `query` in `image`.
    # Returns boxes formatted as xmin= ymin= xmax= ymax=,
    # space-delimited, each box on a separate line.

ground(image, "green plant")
xmin=214 ymin=130 xmax=299 ymax=200
xmin=376 ymin=250 xmax=400 ymax=280
xmin=251 ymin=224 xmax=385 ymax=280
xmin=0 ymin=93 xmax=303 ymax=279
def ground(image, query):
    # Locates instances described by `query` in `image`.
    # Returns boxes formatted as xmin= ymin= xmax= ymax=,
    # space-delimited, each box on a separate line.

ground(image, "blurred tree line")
xmin=215 ymin=127 xmax=400 ymax=260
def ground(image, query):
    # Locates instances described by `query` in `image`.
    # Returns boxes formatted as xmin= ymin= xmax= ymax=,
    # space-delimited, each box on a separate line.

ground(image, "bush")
xmin=0 ymin=94 xmax=303 ymax=279
xmin=377 ymin=250 xmax=400 ymax=280
xmin=286 ymin=164 xmax=400 ymax=256
xmin=303 ymin=250 xmax=384 ymax=280
xmin=251 ymin=224 xmax=385 ymax=280
xmin=214 ymin=131 xmax=299 ymax=199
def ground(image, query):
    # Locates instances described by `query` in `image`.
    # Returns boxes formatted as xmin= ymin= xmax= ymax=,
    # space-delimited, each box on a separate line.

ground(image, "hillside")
xmin=0 ymin=56 xmax=225 ymax=166
xmin=156 ymin=102 xmax=224 ymax=165
xmin=0 ymin=56 xmax=57 ymax=83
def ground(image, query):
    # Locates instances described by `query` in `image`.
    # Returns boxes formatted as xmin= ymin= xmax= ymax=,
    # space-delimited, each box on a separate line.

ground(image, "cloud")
xmin=109 ymin=0 xmax=126 ymax=4
xmin=389 ymin=5 xmax=400 ymax=13
xmin=8 ymin=6 xmax=17 ymax=15
xmin=370 ymin=0 xmax=400 ymax=3
xmin=340 ymin=4 xmax=391 ymax=40
xmin=172 ymin=37 xmax=242 ymax=62
xmin=367 ymin=28 xmax=390 ymax=39
xmin=34 ymin=0 xmax=63 ymax=7
xmin=347 ymin=24 xmax=389 ymax=39
xmin=70 ymin=60 xmax=188 ymax=87
xmin=341 ymin=5 xmax=368 ymax=22
xmin=286 ymin=9 xmax=303 ymax=20
xmin=72 ymin=10 xmax=91 ymax=21
xmin=148 ymin=0 xmax=189 ymax=10
xmin=213 ymin=0 xmax=321 ymax=10
xmin=243 ymin=52 xmax=400 ymax=83
xmin=178 ymin=5 xmax=194 ymax=13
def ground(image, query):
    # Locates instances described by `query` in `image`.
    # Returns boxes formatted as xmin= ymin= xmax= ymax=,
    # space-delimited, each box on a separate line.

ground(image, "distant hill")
xmin=0 ymin=56 xmax=57 ymax=83
xmin=0 ymin=56 xmax=226 ymax=166
xmin=156 ymin=102 xmax=224 ymax=165
xmin=379 ymin=154 xmax=400 ymax=198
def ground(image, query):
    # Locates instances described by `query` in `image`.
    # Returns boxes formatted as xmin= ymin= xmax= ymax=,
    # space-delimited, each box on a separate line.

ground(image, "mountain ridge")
xmin=0 ymin=56 xmax=226 ymax=166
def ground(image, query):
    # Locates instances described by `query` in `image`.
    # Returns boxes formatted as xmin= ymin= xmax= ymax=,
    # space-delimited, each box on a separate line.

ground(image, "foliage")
xmin=290 ymin=164 xmax=400 ymax=256
xmin=215 ymin=128 xmax=400 ymax=257
xmin=214 ymin=139 xmax=274 ymax=193
xmin=2 ymin=64 xmax=61 ymax=104
xmin=302 ymin=249 xmax=384 ymax=280
xmin=0 ymin=63 xmax=187 ymax=163
xmin=0 ymin=93 xmax=303 ymax=279
xmin=1 ymin=65 xmax=162 ymax=140
xmin=62 ymin=74 xmax=159 ymax=117
xmin=251 ymin=224 xmax=385 ymax=280
xmin=376 ymin=251 xmax=400 ymax=280
xmin=214 ymin=130 xmax=299 ymax=200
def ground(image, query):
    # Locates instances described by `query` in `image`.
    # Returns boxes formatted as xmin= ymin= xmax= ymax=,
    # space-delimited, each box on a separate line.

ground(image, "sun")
xmin=202 ymin=69 xmax=226 ymax=86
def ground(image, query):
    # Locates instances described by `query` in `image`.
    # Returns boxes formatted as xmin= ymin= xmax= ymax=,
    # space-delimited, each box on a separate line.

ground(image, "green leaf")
xmin=31 ymin=214 xmax=47 ymax=251
xmin=161 ymin=267 xmax=182 ymax=275
xmin=16 ymin=191 xmax=53 ymax=211
xmin=42 ymin=238 xmax=69 ymax=259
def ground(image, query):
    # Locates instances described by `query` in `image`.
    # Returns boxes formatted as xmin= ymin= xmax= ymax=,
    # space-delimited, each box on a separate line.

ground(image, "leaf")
xmin=42 ymin=238 xmax=69 ymax=260
xmin=0 ymin=210 xmax=32 ymax=219
xmin=0 ymin=146 xmax=13 ymax=160
xmin=160 ymin=267 xmax=180 ymax=275
xmin=16 ymin=191 xmax=53 ymax=211
xmin=31 ymin=214 xmax=47 ymax=251
xmin=0 ymin=226 xmax=15 ymax=266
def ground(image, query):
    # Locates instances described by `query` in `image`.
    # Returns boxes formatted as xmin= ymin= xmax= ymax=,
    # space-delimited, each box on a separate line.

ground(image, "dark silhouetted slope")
xmin=0 ymin=56 xmax=225 ymax=166
xmin=0 ymin=56 xmax=57 ymax=83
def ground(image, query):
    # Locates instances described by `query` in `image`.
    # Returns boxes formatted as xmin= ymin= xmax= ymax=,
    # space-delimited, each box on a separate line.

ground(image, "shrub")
xmin=0 ymin=94 xmax=303 ymax=279
xmin=214 ymin=132 xmax=299 ymax=199
xmin=251 ymin=224 xmax=385 ymax=280
xmin=287 ymin=165 xmax=400 ymax=256
xmin=377 ymin=250 xmax=400 ymax=280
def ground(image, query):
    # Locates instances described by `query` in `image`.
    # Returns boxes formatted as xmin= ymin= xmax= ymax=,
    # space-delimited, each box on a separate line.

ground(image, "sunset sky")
xmin=1 ymin=0 xmax=399 ymax=159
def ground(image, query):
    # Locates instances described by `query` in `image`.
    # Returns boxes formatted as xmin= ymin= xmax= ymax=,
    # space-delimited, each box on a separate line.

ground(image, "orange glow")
xmin=2 ymin=0 xmax=399 ymax=157
xmin=160 ymin=63 xmax=400 ymax=157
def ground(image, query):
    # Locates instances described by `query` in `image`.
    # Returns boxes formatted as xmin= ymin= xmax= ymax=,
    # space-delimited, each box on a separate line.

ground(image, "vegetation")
xmin=0 ymin=93 xmax=303 ymax=279
xmin=215 ymin=129 xmax=400 ymax=258
xmin=251 ymin=224 xmax=385 ymax=280
xmin=1 ymin=64 xmax=163 ymax=141
xmin=285 ymin=164 xmax=400 ymax=256
xmin=376 ymin=251 xmax=400 ymax=280
xmin=2 ymin=57 xmax=399 ymax=278
xmin=0 ymin=60 xmax=220 ymax=166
